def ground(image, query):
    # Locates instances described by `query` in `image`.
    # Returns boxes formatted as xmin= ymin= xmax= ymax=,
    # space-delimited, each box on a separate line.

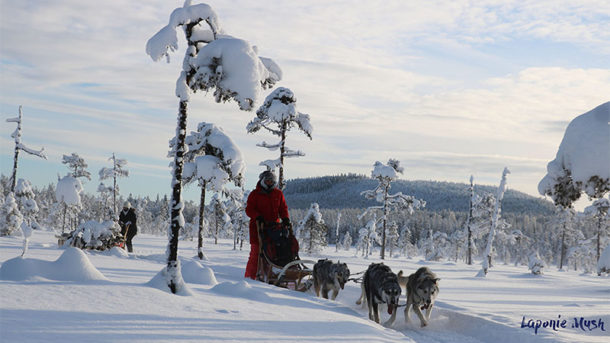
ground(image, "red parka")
xmin=244 ymin=182 xmax=289 ymax=279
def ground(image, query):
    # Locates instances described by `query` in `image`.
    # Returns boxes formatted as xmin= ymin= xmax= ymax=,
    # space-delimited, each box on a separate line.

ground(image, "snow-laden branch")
xmin=256 ymin=141 xmax=281 ymax=150
xmin=16 ymin=143 xmax=46 ymax=160
xmin=146 ymin=3 xmax=220 ymax=63
xmin=190 ymin=37 xmax=279 ymax=110
xmin=283 ymin=148 xmax=305 ymax=158
xmin=259 ymin=159 xmax=281 ymax=171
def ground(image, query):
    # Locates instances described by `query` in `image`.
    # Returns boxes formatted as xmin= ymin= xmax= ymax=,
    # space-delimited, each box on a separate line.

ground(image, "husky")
xmin=404 ymin=267 xmax=440 ymax=327
xmin=313 ymin=259 xmax=350 ymax=300
xmin=356 ymin=263 xmax=401 ymax=326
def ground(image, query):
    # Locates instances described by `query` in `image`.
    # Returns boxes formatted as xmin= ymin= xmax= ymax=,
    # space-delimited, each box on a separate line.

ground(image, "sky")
xmin=1 ymin=0 xmax=609 ymax=207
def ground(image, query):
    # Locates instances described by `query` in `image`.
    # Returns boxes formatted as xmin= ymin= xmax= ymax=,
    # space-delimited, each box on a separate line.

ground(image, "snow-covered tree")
xmin=421 ymin=229 xmax=435 ymax=260
xmin=96 ymin=183 xmax=114 ymax=221
xmin=341 ymin=231 xmax=352 ymax=251
xmin=0 ymin=193 xmax=24 ymax=236
xmin=62 ymin=153 xmax=91 ymax=181
xmin=55 ymin=175 xmax=83 ymax=233
xmin=386 ymin=221 xmax=399 ymax=258
xmin=481 ymin=167 xmax=510 ymax=276
xmin=356 ymin=226 xmax=369 ymax=257
xmin=246 ymin=87 xmax=312 ymax=189
xmin=297 ymin=202 xmax=327 ymax=254
xmin=465 ymin=175 xmax=475 ymax=265
xmin=223 ymin=188 xmax=247 ymax=251
xmin=5 ymin=106 xmax=47 ymax=192
xmin=552 ymin=206 xmax=577 ymax=270
xmin=538 ymin=102 xmax=610 ymax=208
xmin=360 ymin=159 xmax=425 ymax=259
xmin=566 ymin=235 xmax=594 ymax=273
xmin=584 ymin=197 xmax=610 ymax=265
xmin=355 ymin=214 xmax=379 ymax=258
xmin=398 ymin=225 xmax=417 ymax=258
xmin=510 ymin=229 xmax=529 ymax=266
xmin=207 ymin=193 xmax=230 ymax=245
xmin=181 ymin=215 xmax=200 ymax=242
xmin=528 ymin=252 xmax=545 ymax=275
xmin=598 ymin=245 xmax=610 ymax=275
xmin=335 ymin=212 xmax=342 ymax=252
xmin=178 ymin=122 xmax=245 ymax=258
xmin=98 ymin=153 xmax=128 ymax=217
xmin=146 ymin=1 xmax=280 ymax=294
xmin=450 ymin=227 xmax=467 ymax=262
xmin=14 ymin=179 xmax=40 ymax=233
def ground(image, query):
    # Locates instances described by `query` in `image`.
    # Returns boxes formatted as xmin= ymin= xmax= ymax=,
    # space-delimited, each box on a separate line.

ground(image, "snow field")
xmin=1 ymin=231 xmax=608 ymax=342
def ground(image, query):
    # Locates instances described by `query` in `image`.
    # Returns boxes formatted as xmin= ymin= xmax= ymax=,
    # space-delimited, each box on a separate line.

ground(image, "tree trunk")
xmin=10 ymin=143 xmax=19 ymax=193
xmin=466 ymin=176 xmax=474 ymax=265
xmin=9 ymin=107 xmax=23 ymax=193
xmin=380 ymin=184 xmax=389 ymax=259
xmin=112 ymin=153 xmax=117 ymax=218
xmin=167 ymin=99 xmax=189 ymax=294
xmin=597 ymin=216 xmax=602 ymax=263
xmin=483 ymin=168 xmax=509 ymax=275
xmin=278 ymin=122 xmax=286 ymax=190
xmin=214 ymin=211 xmax=219 ymax=245
xmin=308 ymin=224 xmax=313 ymax=254
xmin=559 ymin=228 xmax=566 ymax=270
xmin=198 ymin=181 xmax=206 ymax=259
xmin=62 ymin=202 xmax=67 ymax=233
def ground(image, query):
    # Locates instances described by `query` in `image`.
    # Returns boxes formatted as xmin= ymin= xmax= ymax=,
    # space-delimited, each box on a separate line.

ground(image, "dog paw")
xmin=420 ymin=321 xmax=428 ymax=327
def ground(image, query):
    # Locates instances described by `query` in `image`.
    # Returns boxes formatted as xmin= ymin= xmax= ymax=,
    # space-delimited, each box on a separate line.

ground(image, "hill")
xmin=283 ymin=174 xmax=554 ymax=215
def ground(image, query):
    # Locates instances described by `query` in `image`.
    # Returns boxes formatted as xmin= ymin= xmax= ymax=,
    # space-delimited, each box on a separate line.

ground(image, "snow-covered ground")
xmin=1 ymin=231 xmax=608 ymax=343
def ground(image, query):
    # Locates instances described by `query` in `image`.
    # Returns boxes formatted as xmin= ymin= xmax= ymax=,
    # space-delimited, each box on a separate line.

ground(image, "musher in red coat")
xmin=244 ymin=170 xmax=291 ymax=279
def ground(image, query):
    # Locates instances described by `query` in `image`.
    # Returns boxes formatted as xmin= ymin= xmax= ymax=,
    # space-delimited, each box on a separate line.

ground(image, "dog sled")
xmin=256 ymin=221 xmax=314 ymax=291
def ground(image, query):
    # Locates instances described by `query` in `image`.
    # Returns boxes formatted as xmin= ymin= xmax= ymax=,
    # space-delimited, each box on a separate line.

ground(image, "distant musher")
xmin=119 ymin=201 xmax=138 ymax=253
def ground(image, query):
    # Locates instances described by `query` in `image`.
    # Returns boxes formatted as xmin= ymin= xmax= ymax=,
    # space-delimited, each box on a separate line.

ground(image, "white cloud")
xmin=1 ymin=0 xmax=609 ymax=203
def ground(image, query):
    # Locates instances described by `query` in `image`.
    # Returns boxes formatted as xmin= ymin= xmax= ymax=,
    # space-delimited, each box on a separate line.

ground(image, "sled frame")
xmin=255 ymin=221 xmax=314 ymax=291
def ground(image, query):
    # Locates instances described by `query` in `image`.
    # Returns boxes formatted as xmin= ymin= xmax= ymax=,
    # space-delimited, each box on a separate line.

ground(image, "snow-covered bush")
xmin=528 ymin=252 xmax=545 ymax=275
xmin=64 ymin=220 xmax=123 ymax=250
xmin=0 ymin=193 xmax=23 ymax=236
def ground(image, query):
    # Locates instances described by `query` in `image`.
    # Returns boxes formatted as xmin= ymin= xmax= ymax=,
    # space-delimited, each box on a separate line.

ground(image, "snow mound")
xmin=107 ymin=246 xmax=130 ymax=258
xmin=182 ymin=260 xmax=218 ymax=285
xmin=210 ymin=280 xmax=272 ymax=302
xmin=0 ymin=247 xmax=107 ymax=282
xmin=147 ymin=264 xmax=194 ymax=296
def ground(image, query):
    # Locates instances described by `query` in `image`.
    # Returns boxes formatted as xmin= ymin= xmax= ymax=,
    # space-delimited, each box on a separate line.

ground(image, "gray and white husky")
xmin=313 ymin=259 xmax=350 ymax=300
xmin=404 ymin=267 xmax=440 ymax=327
xmin=356 ymin=263 xmax=401 ymax=326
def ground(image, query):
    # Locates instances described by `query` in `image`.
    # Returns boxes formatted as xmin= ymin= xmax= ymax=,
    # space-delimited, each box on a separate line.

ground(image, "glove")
xmin=281 ymin=218 xmax=291 ymax=230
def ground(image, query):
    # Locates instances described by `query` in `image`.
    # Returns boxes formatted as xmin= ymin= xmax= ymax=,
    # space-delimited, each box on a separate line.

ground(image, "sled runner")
xmin=256 ymin=221 xmax=313 ymax=291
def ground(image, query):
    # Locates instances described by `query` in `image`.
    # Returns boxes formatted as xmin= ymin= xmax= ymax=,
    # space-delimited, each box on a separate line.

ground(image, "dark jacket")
xmin=119 ymin=208 xmax=138 ymax=235
xmin=245 ymin=182 xmax=289 ymax=245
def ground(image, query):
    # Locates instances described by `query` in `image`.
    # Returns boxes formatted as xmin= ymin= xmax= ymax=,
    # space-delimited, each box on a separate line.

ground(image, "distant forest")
xmin=283 ymin=173 xmax=554 ymax=215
